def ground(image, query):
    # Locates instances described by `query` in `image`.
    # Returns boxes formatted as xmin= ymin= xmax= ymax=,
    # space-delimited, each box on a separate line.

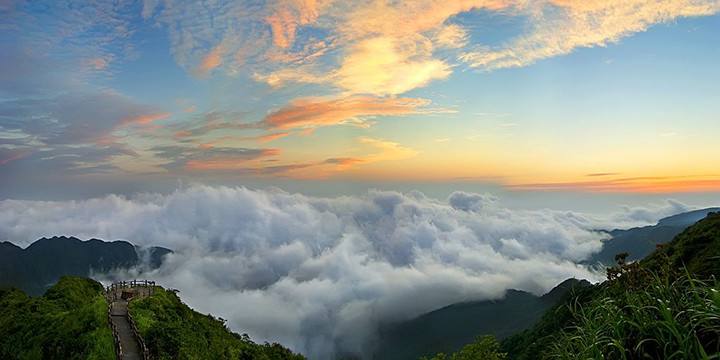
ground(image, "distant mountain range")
xmin=0 ymin=236 xmax=171 ymax=295
xmin=589 ymin=207 xmax=720 ymax=265
xmin=373 ymin=278 xmax=590 ymax=360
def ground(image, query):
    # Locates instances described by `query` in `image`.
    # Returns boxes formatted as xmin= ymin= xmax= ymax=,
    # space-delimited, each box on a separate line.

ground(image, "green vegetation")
xmin=375 ymin=279 xmax=589 ymax=360
xmin=549 ymin=271 xmax=720 ymax=359
xmin=0 ymin=276 xmax=115 ymax=360
xmin=129 ymin=287 xmax=305 ymax=360
xmin=421 ymin=336 xmax=507 ymax=360
xmin=498 ymin=212 xmax=720 ymax=359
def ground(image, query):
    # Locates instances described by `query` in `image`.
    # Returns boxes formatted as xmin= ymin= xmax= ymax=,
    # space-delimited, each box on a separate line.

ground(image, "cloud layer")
xmin=0 ymin=185 xmax=612 ymax=358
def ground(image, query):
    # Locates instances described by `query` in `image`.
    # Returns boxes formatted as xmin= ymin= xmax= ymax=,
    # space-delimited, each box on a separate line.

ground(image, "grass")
xmin=129 ymin=287 xmax=306 ymax=360
xmin=0 ymin=276 xmax=115 ymax=360
xmin=547 ymin=269 xmax=720 ymax=360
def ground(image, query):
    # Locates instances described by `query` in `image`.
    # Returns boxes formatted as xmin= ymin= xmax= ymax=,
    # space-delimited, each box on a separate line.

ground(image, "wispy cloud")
xmin=461 ymin=0 xmax=720 ymax=70
xmin=510 ymin=175 xmax=720 ymax=193
xmin=261 ymin=96 xmax=440 ymax=130
xmin=151 ymin=145 xmax=280 ymax=171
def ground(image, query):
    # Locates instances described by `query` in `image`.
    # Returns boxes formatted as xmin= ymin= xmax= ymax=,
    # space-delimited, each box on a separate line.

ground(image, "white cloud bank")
xmin=1 ymin=186 xmax=690 ymax=358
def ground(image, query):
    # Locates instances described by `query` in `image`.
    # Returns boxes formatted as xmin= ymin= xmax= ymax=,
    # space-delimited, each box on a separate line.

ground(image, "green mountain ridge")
xmin=589 ymin=207 xmax=720 ymax=265
xmin=0 ymin=276 xmax=305 ymax=360
xmin=497 ymin=211 xmax=720 ymax=359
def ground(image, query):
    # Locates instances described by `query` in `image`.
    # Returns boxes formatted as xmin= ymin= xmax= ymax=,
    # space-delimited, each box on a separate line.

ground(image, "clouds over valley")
xmin=0 ymin=185 xmax=627 ymax=357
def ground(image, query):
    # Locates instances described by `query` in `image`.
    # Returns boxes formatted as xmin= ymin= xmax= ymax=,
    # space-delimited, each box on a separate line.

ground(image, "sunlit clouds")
xmin=262 ymin=96 xmax=439 ymax=130
xmin=2 ymin=0 xmax=720 ymax=193
xmin=461 ymin=0 xmax=720 ymax=70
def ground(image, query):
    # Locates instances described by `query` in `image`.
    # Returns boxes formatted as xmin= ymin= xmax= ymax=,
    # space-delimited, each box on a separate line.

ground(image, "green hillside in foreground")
xmin=129 ymin=287 xmax=305 ymax=360
xmin=428 ymin=212 xmax=720 ymax=360
xmin=0 ymin=277 xmax=304 ymax=360
xmin=0 ymin=277 xmax=115 ymax=360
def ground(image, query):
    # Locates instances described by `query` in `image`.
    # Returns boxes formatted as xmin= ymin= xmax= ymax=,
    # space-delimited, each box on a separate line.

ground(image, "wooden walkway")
xmin=106 ymin=280 xmax=155 ymax=360
xmin=110 ymin=300 xmax=142 ymax=360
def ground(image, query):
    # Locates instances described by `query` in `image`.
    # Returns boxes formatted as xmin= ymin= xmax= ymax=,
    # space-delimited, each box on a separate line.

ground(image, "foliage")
xmin=548 ymin=270 xmax=720 ymax=359
xmin=129 ymin=287 xmax=305 ymax=360
xmin=0 ymin=276 xmax=115 ymax=360
xmin=421 ymin=335 xmax=507 ymax=360
xmin=502 ymin=212 xmax=720 ymax=359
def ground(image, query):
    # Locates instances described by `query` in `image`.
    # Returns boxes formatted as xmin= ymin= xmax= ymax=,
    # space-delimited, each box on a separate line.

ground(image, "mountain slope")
xmin=373 ymin=279 xmax=590 ymax=360
xmin=129 ymin=286 xmax=305 ymax=359
xmin=0 ymin=276 xmax=304 ymax=360
xmin=0 ymin=277 xmax=115 ymax=360
xmin=501 ymin=211 xmax=720 ymax=359
xmin=589 ymin=207 xmax=720 ymax=265
xmin=0 ymin=236 xmax=172 ymax=295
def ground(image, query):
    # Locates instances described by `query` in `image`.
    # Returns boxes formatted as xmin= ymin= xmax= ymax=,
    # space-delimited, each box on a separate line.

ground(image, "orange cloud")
xmin=314 ymin=138 xmax=418 ymax=179
xmin=185 ymin=148 xmax=281 ymax=171
xmin=266 ymin=0 xmax=327 ymax=48
xmin=121 ymin=112 xmax=171 ymax=126
xmin=257 ymin=132 xmax=291 ymax=142
xmin=257 ymin=1 xmax=516 ymax=95
xmin=357 ymin=137 xmax=418 ymax=163
xmin=196 ymin=44 xmax=225 ymax=75
xmin=263 ymin=96 xmax=435 ymax=130
xmin=335 ymin=36 xmax=451 ymax=95
xmin=340 ymin=1 xmax=510 ymax=39
xmin=510 ymin=175 xmax=720 ymax=193
xmin=323 ymin=157 xmax=366 ymax=170
xmin=257 ymin=36 xmax=452 ymax=96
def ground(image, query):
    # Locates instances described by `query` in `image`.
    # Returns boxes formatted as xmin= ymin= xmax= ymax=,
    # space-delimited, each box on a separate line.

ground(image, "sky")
xmin=2 ymin=0 xmax=720 ymax=202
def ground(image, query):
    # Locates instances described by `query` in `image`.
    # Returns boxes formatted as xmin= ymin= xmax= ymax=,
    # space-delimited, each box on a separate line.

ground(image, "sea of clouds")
xmin=0 ymin=185 xmax=692 ymax=358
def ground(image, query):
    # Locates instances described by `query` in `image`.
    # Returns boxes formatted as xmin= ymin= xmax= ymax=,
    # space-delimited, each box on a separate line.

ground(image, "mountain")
xmin=373 ymin=279 xmax=590 ymax=360
xmin=0 ymin=276 xmax=304 ymax=360
xmin=0 ymin=277 xmax=115 ymax=359
xmin=129 ymin=285 xmax=305 ymax=359
xmin=0 ymin=236 xmax=172 ymax=295
xmin=589 ymin=207 xmax=720 ymax=265
xmin=499 ymin=211 xmax=720 ymax=359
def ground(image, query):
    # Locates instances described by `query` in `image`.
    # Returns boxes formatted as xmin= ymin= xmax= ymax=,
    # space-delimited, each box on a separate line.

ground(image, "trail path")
xmin=106 ymin=281 xmax=155 ymax=360
xmin=110 ymin=299 xmax=142 ymax=360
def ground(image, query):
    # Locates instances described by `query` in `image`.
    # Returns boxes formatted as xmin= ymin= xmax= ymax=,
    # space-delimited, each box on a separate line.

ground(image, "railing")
xmin=128 ymin=308 xmax=151 ymax=359
xmin=107 ymin=304 xmax=123 ymax=359
xmin=105 ymin=280 xmax=156 ymax=360
xmin=106 ymin=280 xmax=156 ymax=295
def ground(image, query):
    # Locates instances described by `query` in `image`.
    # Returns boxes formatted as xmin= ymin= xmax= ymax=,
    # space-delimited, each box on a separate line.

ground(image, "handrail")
xmin=106 ymin=279 xmax=156 ymax=294
xmin=105 ymin=280 xmax=156 ymax=360
xmin=127 ymin=308 xmax=151 ymax=359
xmin=107 ymin=304 xmax=123 ymax=359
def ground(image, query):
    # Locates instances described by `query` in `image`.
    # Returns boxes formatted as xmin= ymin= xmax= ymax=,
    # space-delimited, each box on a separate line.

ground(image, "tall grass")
xmin=547 ymin=268 xmax=720 ymax=359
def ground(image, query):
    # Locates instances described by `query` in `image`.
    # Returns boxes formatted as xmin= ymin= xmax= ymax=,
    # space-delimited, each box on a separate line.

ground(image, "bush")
xmin=129 ymin=287 xmax=305 ymax=360
xmin=0 ymin=276 xmax=115 ymax=360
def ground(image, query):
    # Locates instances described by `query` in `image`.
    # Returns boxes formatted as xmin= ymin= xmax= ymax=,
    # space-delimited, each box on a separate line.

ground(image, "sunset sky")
xmin=2 ymin=0 xmax=720 ymax=199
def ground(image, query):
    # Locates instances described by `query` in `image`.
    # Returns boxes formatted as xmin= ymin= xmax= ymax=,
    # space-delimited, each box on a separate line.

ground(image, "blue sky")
xmin=1 ymin=0 xmax=720 ymax=201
